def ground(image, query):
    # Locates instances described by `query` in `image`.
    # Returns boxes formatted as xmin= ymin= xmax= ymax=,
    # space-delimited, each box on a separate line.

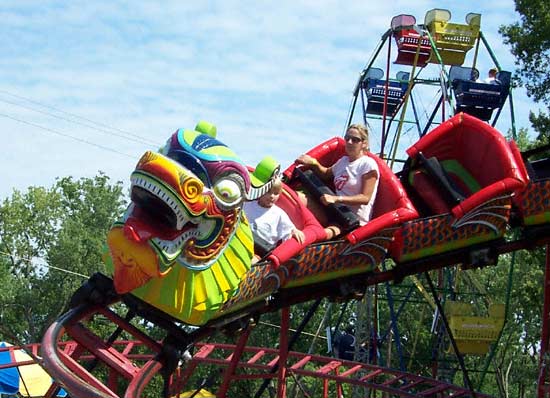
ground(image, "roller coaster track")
xmin=271 ymin=228 xmax=550 ymax=310
xmin=2 ymin=339 xmax=492 ymax=398
xmin=29 ymin=229 xmax=550 ymax=397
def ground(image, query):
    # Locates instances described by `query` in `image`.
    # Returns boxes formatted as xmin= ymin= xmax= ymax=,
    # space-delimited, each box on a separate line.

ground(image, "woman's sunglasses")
xmin=344 ymin=135 xmax=363 ymax=144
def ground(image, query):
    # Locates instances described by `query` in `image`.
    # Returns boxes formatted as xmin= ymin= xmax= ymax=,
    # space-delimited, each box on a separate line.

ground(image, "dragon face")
xmin=104 ymin=125 xmax=276 ymax=324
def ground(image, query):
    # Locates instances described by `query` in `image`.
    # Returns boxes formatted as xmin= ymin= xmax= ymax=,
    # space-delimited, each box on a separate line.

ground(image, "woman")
xmin=295 ymin=124 xmax=379 ymax=239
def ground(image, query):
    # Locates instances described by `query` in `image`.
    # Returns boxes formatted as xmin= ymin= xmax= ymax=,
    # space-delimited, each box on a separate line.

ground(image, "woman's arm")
xmin=321 ymin=170 xmax=378 ymax=205
xmin=295 ymin=154 xmax=333 ymax=181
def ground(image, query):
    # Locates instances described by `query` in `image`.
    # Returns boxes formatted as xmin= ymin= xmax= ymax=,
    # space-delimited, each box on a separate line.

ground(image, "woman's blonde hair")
xmin=347 ymin=123 xmax=370 ymax=142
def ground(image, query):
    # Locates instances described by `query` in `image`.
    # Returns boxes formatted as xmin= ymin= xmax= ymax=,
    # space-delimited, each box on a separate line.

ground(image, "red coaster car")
xmin=393 ymin=112 xmax=528 ymax=263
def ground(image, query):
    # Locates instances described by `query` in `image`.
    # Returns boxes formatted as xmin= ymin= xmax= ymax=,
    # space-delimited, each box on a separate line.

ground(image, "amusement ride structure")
xmin=3 ymin=8 xmax=550 ymax=398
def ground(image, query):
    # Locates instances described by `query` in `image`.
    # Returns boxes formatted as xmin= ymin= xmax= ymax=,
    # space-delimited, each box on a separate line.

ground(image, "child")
xmin=244 ymin=178 xmax=305 ymax=261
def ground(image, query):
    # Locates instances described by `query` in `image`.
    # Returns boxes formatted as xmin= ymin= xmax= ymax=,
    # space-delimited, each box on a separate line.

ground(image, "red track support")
xmin=539 ymin=244 xmax=550 ymax=397
xmin=172 ymin=342 xmax=493 ymax=397
xmin=218 ymin=326 xmax=252 ymax=397
xmin=41 ymin=304 xmax=165 ymax=398
xmin=6 ymin=338 xmax=494 ymax=397
xmin=278 ymin=307 xmax=290 ymax=398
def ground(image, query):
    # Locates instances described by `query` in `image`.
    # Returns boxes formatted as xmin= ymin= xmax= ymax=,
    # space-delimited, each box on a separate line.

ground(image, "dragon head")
xmin=104 ymin=122 xmax=279 ymax=324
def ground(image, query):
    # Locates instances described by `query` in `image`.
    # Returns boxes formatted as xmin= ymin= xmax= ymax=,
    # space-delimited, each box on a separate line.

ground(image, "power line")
xmin=0 ymin=111 xmax=136 ymax=159
xmin=0 ymin=89 xmax=158 ymax=146
xmin=0 ymin=97 xmax=157 ymax=147
xmin=0 ymin=250 xmax=89 ymax=279
xmin=259 ymin=321 xmax=328 ymax=340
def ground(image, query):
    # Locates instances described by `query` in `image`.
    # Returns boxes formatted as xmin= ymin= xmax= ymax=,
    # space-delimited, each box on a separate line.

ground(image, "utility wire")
xmin=0 ymin=111 xmax=135 ymax=159
xmin=258 ymin=321 xmax=328 ymax=340
xmin=0 ymin=89 xmax=157 ymax=146
xmin=0 ymin=250 xmax=90 ymax=279
xmin=0 ymin=97 xmax=157 ymax=147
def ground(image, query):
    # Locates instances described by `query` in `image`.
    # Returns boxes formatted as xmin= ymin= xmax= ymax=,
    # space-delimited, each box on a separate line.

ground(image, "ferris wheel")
xmin=340 ymin=7 xmax=537 ymax=393
xmin=345 ymin=9 xmax=514 ymax=165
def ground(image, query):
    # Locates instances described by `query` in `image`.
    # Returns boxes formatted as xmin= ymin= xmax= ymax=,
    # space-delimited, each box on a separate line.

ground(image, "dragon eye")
xmin=213 ymin=178 xmax=242 ymax=205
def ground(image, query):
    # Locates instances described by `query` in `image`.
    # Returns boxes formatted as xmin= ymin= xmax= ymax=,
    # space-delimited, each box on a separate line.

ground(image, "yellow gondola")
xmin=424 ymin=9 xmax=480 ymax=66
xmin=445 ymin=301 xmax=505 ymax=355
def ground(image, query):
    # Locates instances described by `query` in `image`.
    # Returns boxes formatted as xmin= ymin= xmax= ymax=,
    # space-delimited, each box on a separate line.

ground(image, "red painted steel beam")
xmin=218 ymin=327 xmax=252 ymax=397
xmin=277 ymin=307 xmax=290 ymax=398
xmin=538 ymin=244 xmax=550 ymax=398
xmin=13 ymin=337 xmax=493 ymax=397
xmin=179 ymin=342 xmax=492 ymax=397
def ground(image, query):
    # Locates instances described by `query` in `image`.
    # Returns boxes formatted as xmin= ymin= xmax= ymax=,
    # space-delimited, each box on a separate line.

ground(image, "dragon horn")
xmin=246 ymin=156 xmax=281 ymax=200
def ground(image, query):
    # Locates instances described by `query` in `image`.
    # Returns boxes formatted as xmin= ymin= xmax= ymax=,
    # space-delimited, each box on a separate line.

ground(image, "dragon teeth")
xmin=153 ymin=228 xmax=197 ymax=258
xmin=130 ymin=175 xmax=190 ymax=230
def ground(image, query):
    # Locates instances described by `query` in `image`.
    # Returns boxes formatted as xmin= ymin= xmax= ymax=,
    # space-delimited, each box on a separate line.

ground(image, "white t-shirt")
xmin=244 ymin=201 xmax=297 ymax=245
xmin=331 ymin=155 xmax=379 ymax=225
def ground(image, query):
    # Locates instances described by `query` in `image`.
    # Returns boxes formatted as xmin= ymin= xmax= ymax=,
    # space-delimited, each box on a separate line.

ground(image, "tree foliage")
xmin=500 ymin=0 xmax=550 ymax=140
xmin=0 ymin=173 xmax=126 ymax=344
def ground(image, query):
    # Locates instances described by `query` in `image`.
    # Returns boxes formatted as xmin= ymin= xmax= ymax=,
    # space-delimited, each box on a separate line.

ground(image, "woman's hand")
xmin=320 ymin=194 xmax=339 ymax=206
xmin=295 ymin=154 xmax=317 ymax=167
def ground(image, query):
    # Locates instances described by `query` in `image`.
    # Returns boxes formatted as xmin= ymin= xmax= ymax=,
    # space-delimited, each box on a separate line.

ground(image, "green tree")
xmin=500 ymin=0 xmax=550 ymax=141
xmin=0 ymin=173 xmax=126 ymax=344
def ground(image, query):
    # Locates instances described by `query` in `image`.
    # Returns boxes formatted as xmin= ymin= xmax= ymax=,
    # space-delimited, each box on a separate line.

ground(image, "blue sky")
xmin=0 ymin=1 xmax=539 ymax=200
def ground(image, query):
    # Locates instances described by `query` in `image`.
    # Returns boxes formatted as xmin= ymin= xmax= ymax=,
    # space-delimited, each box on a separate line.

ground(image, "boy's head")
xmin=258 ymin=178 xmax=282 ymax=208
